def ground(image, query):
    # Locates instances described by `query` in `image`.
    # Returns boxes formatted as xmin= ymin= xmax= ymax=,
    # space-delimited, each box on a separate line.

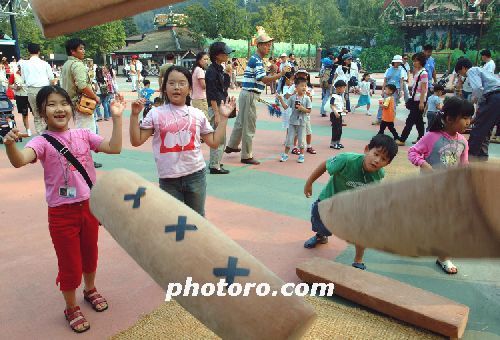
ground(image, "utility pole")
xmin=9 ymin=0 xmax=21 ymax=60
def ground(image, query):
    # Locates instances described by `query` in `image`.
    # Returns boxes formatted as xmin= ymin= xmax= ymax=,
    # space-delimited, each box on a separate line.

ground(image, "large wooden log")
xmin=90 ymin=169 xmax=316 ymax=340
xmin=30 ymin=0 xmax=183 ymax=38
xmin=317 ymin=164 xmax=500 ymax=258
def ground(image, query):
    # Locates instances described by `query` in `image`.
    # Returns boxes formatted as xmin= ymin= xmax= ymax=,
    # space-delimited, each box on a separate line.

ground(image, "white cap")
xmin=280 ymin=53 xmax=287 ymax=57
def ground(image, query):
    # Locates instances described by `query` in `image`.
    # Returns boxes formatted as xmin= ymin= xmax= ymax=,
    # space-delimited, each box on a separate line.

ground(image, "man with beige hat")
xmin=225 ymin=32 xmax=290 ymax=165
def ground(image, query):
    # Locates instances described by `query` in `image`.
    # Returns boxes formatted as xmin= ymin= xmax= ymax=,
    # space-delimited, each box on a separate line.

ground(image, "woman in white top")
xmin=333 ymin=54 xmax=353 ymax=112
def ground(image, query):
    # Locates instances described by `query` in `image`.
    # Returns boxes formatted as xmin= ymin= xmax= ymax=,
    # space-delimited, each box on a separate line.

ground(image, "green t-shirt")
xmin=318 ymin=153 xmax=385 ymax=201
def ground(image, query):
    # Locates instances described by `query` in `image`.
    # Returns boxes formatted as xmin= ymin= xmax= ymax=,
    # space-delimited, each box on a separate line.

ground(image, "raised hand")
xmin=110 ymin=94 xmax=126 ymax=118
xmin=219 ymin=97 xmax=237 ymax=118
xmin=131 ymin=98 xmax=146 ymax=117
xmin=3 ymin=128 xmax=19 ymax=146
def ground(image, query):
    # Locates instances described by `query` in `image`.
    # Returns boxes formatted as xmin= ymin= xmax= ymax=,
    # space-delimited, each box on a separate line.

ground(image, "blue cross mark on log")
xmin=213 ymin=256 xmax=250 ymax=286
xmin=164 ymin=216 xmax=198 ymax=241
xmin=124 ymin=187 xmax=146 ymax=209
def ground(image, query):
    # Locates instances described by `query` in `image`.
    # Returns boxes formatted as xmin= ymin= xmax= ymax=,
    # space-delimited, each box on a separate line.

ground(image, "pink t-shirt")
xmin=191 ymin=66 xmax=206 ymax=100
xmin=140 ymin=104 xmax=214 ymax=179
xmin=26 ymin=129 xmax=104 ymax=207
xmin=411 ymin=69 xmax=428 ymax=102
xmin=408 ymin=131 xmax=468 ymax=168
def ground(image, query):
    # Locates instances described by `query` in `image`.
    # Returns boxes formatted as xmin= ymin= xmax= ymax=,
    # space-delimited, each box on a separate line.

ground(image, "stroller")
xmin=0 ymin=90 xmax=21 ymax=144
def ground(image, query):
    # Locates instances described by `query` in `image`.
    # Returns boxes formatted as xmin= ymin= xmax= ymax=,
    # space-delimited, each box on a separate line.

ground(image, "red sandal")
xmin=84 ymin=288 xmax=108 ymax=312
xmin=64 ymin=306 xmax=90 ymax=333
xmin=306 ymin=147 xmax=317 ymax=154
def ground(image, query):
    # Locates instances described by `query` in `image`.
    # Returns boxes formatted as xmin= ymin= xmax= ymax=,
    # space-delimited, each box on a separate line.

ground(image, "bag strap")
xmin=42 ymin=134 xmax=93 ymax=189
xmin=411 ymin=70 xmax=425 ymax=100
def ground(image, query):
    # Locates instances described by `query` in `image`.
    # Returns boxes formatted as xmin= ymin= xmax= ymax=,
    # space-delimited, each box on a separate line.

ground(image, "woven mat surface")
xmin=111 ymin=296 xmax=442 ymax=340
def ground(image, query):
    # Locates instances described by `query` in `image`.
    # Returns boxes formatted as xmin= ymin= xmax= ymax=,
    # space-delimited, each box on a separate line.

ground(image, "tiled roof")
xmin=383 ymin=0 xmax=493 ymax=10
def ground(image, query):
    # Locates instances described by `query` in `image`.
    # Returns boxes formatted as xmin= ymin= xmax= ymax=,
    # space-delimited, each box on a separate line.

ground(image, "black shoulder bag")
xmin=405 ymin=70 xmax=424 ymax=110
xmin=42 ymin=134 xmax=93 ymax=189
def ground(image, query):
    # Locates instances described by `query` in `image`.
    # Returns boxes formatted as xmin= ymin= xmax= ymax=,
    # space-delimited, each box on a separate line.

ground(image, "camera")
xmin=0 ymin=121 xmax=11 ymax=138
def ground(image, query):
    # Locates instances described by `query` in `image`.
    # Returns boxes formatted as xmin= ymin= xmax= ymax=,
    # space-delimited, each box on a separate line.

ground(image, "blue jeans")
xmin=311 ymin=200 xmax=332 ymax=237
xmin=320 ymin=87 xmax=331 ymax=115
xmin=159 ymin=168 xmax=207 ymax=216
xmin=99 ymin=94 xmax=112 ymax=119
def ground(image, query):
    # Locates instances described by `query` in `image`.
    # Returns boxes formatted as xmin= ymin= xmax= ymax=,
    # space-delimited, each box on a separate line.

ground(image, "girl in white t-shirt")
xmin=130 ymin=66 xmax=236 ymax=216
xmin=355 ymin=73 xmax=372 ymax=115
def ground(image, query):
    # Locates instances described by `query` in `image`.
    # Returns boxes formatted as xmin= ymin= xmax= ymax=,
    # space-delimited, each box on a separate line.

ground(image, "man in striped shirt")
xmin=225 ymin=33 xmax=290 ymax=165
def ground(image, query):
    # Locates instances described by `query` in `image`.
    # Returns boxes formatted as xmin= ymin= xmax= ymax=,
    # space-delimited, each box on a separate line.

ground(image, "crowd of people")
xmin=1 ymin=30 xmax=498 ymax=334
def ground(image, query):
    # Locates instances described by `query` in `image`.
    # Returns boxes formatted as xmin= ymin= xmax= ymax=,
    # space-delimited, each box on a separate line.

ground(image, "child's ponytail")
xmin=428 ymin=111 xmax=445 ymax=132
xmin=429 ymin=96 xmax=474 ymax=132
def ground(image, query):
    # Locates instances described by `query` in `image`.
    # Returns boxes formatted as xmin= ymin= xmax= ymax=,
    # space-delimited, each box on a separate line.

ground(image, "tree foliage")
xmin=122 ymin=17 xmax=140 ymax=36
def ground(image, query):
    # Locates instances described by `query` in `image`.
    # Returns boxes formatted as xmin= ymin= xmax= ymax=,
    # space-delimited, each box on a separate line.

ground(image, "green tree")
xmin=66 ymin=21 xmax=126 ymax=63
xmin=184 ymin=4 xmax=214 ymax=44
xmin=296 ymin=0 xmax=323 ymax=57
xmin=0 ymin=13 xmax=65 ymax=58
xmin=316 ymin=0 xmax=344 ymax=48
xmin=258 ymin=2 xmax=296 ymax=44
xmin=122 ymin=17 xmax=140 ymax=37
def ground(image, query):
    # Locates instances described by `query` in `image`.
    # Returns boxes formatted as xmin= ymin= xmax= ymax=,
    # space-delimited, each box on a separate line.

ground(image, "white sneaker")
xmin=366 ymin=112 xmax=372 ymax=116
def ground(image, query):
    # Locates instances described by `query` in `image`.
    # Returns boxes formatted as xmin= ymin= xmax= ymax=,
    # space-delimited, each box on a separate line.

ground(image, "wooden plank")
xmin=297 ymin=257 xmax=469 ymax=338
xmin=30 ymin=0 xmax=183 ymax=38
xmin=317 ymin=163 xmax=500 ymax=258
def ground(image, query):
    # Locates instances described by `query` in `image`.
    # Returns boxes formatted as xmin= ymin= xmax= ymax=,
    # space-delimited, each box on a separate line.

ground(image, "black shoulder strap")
xmin=411 ymin=70 xmax=424 ymax=100
xmin=42 ymin=134 xmax=93 ymax=189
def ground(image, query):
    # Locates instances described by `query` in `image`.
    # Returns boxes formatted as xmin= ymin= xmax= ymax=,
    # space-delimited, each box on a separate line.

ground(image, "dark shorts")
xmin=311 ymin=199 xmax=332 ymax=237
xmin=15 ymin=95 xmax=30 ymax=116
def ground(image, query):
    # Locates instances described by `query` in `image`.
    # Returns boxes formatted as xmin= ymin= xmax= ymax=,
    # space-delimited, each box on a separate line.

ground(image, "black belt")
xmin=245 ymin=89 xmax=261 ymax=94
xmin=484 ymin=90 xmax=500 ymax=99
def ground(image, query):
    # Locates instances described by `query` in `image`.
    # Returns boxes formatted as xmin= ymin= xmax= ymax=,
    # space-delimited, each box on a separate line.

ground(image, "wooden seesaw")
xmin=90 ymin=169 xmax=316 ymax=340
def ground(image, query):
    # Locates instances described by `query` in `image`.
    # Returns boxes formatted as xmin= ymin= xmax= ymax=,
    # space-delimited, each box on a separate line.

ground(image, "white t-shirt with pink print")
xmin=140 ymin=104 xmax=214 ymax=179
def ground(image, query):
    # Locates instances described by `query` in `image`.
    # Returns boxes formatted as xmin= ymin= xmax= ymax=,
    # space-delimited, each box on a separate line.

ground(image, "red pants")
xmin=48 ymin=200 xmax=99 ymax=291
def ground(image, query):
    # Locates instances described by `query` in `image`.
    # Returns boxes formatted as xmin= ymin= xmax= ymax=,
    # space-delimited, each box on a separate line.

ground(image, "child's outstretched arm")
xmin=276 ymin=94 xmax=288 ymax=109
xmin=130 ymin=98 xmax=153 ymax=147
xmin=304 ymin=160 xmax=327 ymax=198
xmin=97 ymin=94 xmax=125 ymax=154
xmin=203 ymin=97 xmax=236 ymax=148
xmin=3 ymin=129 xmax=36 ymax=168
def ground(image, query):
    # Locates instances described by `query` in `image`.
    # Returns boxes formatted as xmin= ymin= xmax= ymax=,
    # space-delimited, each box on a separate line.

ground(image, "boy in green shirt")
xmin=303 ymin=134 xmax=398 ymax=270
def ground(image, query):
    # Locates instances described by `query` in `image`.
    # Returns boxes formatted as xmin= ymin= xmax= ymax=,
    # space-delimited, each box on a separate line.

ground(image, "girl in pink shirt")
xmin=130 ymin=66 xmax=235 ymax=216
xmin=408 ymin=96 xmax=473 ymax=275
xmin=3 ymin=85 xmax=125 ymax=333
xmin=191 ymin=52 xmax=209 ymax=119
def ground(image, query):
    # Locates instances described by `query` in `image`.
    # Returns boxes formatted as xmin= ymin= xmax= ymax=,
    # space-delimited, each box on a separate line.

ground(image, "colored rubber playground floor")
xmin=1 ymin=82 xmax=499 ymax=339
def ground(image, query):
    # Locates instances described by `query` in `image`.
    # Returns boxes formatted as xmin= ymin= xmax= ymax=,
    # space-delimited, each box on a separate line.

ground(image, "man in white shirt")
xmin=481 ymin=49 xmax=496 ymax=74
xmin=19 ymin=43 xmax=55 ymax=135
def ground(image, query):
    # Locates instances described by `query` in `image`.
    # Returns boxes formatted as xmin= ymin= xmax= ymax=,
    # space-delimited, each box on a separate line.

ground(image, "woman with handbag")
xmin=397 ymin=52 xmax=428 ymax=146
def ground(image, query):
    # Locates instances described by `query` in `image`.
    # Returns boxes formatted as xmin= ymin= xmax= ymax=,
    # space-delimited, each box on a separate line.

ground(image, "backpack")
xmin=321 ymin=67 xmax=333 ymax=89
xmin=348 ymin=76 xmax=358 ymax=87
xmin=141 ymin=68 xmax=149 ymax=78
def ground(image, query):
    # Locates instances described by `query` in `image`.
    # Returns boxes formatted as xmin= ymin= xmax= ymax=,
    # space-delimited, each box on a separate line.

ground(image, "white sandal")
xmin=436 ymin=259 xmax=458 ymax=274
